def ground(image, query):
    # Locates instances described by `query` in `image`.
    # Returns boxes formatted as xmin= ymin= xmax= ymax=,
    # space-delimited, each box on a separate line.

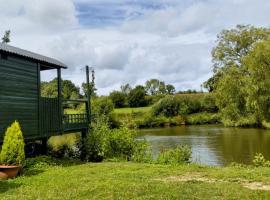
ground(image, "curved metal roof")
xmin=0 ymin=43 xmax=67 ymax=68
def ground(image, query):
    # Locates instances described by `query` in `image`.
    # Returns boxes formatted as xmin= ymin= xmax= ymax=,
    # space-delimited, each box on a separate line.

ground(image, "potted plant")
xmin=0 ymin=121 xmax=25 ymax=179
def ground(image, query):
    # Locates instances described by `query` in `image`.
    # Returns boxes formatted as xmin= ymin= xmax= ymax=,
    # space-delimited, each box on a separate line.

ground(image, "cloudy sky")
xmin=1 ymin=0 xmax=270 ymax=94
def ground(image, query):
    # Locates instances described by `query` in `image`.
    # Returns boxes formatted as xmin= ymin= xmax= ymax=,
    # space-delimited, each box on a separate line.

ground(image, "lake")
xmin=137 ymin=125 xmax=270 ymax=166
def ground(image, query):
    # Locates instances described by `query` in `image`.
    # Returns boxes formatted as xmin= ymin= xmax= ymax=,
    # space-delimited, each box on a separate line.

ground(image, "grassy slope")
xmin=1 ymin=161 xmax=270 ymax=199
xmin=113 ymin=107 xmax=151 ymax=114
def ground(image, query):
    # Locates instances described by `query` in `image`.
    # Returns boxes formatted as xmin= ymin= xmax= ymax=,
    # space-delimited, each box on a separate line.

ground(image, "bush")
xmin=201 ymin=94 xmax=218 ymax=113
xmin=186 ymin=113 xmax=220 ymax=125
xmin=131 ymin=140 xmax=152 ymax=163
xmin=152 ymin=96 xmax=180 ymax=117
xmin=0 ymin=121 xmax=25 ymax=165
xmin=156 ymin=145 xmax=191 ymax=165
xmin=109 ymin=91 xmax=127 ymax=108
xmin=104 ymin=126 xmax=136 ymax=160
xmin=128 ymin=86 xmax=147 ymax=108
xmin=92 ymin=97 xmax=114 ymax=117
xmin=84 ymin=118 xmax=142 ymax=161
xmin=84 ymin=118 xmax=110 ymax=162
xmin=252 ymin=153 xmax=270 ymax=167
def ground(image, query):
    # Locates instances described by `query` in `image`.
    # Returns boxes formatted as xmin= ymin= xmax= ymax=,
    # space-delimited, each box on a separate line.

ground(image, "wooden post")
xmin=57 ymin=68 xmax=63 ymax=131
xmin=85 ymin=65 xmax=91 ymax=124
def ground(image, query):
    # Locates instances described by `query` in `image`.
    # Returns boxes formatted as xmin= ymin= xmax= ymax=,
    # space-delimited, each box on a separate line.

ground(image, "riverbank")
xmin=111 ymin=107 xmax=220 ymax=128
xmin=1 ymin=157 xmax=270 ymax=199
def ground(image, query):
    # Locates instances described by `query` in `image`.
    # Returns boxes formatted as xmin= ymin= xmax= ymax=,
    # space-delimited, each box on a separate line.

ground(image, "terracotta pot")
xmin=0 ymin=165 xmax=20 ymax=179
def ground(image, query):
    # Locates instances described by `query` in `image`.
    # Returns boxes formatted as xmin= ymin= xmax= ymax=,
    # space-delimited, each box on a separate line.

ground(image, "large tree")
xmin=41 ymin=79 xmax=80 ymax=100
xmin=127 ymin=85 xmax=147 ymax=107
xmin=243 ymin=40 xmax=270 ymax=122
xmin=145 ymin=79 xmax=161 ymax=95
xmin=204 ymin=25 xmax=270 ymax=91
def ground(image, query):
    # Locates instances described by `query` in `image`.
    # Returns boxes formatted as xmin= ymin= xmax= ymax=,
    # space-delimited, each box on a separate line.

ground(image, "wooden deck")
xmin=40 ymin=97 xmax=89 ymax=136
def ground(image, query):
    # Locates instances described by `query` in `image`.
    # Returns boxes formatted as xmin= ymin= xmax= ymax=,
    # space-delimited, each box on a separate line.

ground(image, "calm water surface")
xmin=137 ymin=125 xmax=270 ymax=166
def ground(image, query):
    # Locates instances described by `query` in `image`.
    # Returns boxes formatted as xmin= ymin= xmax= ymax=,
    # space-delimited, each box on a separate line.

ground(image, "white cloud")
xmin=1 ymin=0 xmax=270 ymax=94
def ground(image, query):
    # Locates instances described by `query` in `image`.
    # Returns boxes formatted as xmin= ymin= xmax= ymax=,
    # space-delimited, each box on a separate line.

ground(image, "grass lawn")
xmin=1 ymin=160 xmax=270 ymax=199
xmin=113 ymin=107 xmax=151 ymax=114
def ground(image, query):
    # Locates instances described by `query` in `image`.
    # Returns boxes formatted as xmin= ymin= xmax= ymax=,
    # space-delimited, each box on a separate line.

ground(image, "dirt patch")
xmin=154 ymin=172 xmax=216 ymax=183
xmin=242 ymin=182 xmax=270 ymax=191
xmin=154 ymin=172 xmax=270 ymax=191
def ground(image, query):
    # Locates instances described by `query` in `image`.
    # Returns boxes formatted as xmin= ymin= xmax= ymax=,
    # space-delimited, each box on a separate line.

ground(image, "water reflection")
xmin=137 ymin=125 xmax=270 ymax=166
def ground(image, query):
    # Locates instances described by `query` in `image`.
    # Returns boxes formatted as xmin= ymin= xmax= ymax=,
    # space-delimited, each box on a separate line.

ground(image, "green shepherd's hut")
xmin=0 ymin=43 xmax=90 ymax=144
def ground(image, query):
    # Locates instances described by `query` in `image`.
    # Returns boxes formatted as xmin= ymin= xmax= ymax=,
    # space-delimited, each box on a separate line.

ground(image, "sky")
xmin=1 ymin=0 xmax=270 ymax=95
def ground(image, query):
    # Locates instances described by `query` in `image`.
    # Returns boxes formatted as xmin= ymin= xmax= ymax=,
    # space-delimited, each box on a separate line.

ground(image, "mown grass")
xmin=113 ymin=107 xmax=151 ymax=114
xmin=1 ymin=159 xmax=270 ymax=199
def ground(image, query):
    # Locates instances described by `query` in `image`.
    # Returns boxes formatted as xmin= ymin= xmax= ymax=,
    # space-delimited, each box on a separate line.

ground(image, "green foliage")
xmin=0 ymin=121 xmax=25 ymax=165
xmin=1 ymin=30 xmax=11 ymax=44
xmin=156 ymin=146 xmax=191 ymax=165
xmin=84 ymin=118 xmax=110 ymax=162
xmin=92 ymin=96 xmax=114 ymax=117
xmin=84 ymin=117 xmax=147 ymax=161
xmin=152 ymin=96 xmax=180 ymax=117
xmin=109 ymin=91 xmax=127 ymax=108
xmin=252 ymin=153 xmax=270 ymax=167
xmin=212 ymin=25 xmax=270 ymax=70
xmin=152 ymin=94 xmax=216 ymax=118
xmin=131 ymin=140 xmax=152 ymax=163
xmin=244 ymin=40 xmax=270 ymax=121
xmin=145 ymin=79 xmax=162 ymax=95
xmin=41 ymin=79 xmax=80 ymax=100
xmin=128 ymin=85 xmax=147 ymax=107
xmin=104 ymin=126 xmax=136 ymax=160
xmin=186 ymin=113 xmax=220 ymax=125
xmin=120 ymin=83 xmax=132 ymax=94
xmin=165 ymin=84 xmax=176 ymax=94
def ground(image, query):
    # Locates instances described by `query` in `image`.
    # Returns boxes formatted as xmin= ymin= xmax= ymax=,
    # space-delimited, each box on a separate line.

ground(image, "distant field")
xmin=113 ymin=106 xmax=151 ymax=114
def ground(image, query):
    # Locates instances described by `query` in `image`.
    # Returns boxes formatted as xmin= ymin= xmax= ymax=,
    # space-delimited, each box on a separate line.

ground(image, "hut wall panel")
xmin=0 ymin=55 xmax=39 ymax=140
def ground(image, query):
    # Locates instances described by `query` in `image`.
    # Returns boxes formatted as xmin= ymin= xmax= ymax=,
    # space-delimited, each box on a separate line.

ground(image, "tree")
xmin=120 ymin=84 xmax=132 ymax=95
xmin=166 ymin=84 xmax=176 ymax=94
xmin=145 ymin=79 xmax=161 ymax=95
xmin=214 ymin=66 xmax=248 ymax=126
xmin=243 ymin=40 xmax=270 ymax=121
xmin=41 ymin=78 xmax=80 ymax=100
xmin=204 ymin=25 xmax=270 ymax=91
xmin=2 ymin=30 xmax=11 ymax=44
xmin=109 ymin=91 xmax=126 ymax=108
xmin=128 ymin=85 xmax=147 ymax=107
xmin=81 ymin=82 xmax=97 ymax=98
xmin=158 ymin=81 xmax=166 ymax=94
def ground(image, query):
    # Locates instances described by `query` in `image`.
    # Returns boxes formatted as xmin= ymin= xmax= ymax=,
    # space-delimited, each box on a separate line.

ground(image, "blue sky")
xmin=0 ymin=0 xmax=270 ymax=94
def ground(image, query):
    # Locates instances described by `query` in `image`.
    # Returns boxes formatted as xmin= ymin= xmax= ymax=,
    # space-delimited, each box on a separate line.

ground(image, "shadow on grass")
xmin=22 ymin=156 xmax=87 ymax=177
xmin=0 ymin=181 xmax=21 ymax=193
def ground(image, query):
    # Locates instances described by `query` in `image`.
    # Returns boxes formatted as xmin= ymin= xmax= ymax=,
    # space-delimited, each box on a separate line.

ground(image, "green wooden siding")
xmin=0 ymin=55 xmax=39 ymax=140
xmin=40 ymin=97 xmax=62 ymax=136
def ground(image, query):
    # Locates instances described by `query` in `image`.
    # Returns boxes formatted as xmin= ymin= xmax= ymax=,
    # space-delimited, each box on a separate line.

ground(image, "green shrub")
xmin=152 ymin=96 xmax=180 ymax=117
xmin=201 ymin=94 xmax=218 ymax=112
xmin=84 ymin=118 xmax=110 ymax=162
xmin=131 ymin=140 xmax=152 ymax=163
xmin=104 ymin=126 xmax=136 ymax=160
xmin=92 ymin=96 xmax=114 ymax=117
xmin=84 ymin=117 xmax=139 ymax=161
xmin=252 ymin=153 xmax=270 ymax=167
xmin=156 ymin=145 xmax=191 ymax=165
xmin=186 ymin=113 xmax=220 ymax=125
xmin=109 ymin=91 xmax=127 ymax=108
xmin=0 ymin=121 xmax=25 ymax=165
